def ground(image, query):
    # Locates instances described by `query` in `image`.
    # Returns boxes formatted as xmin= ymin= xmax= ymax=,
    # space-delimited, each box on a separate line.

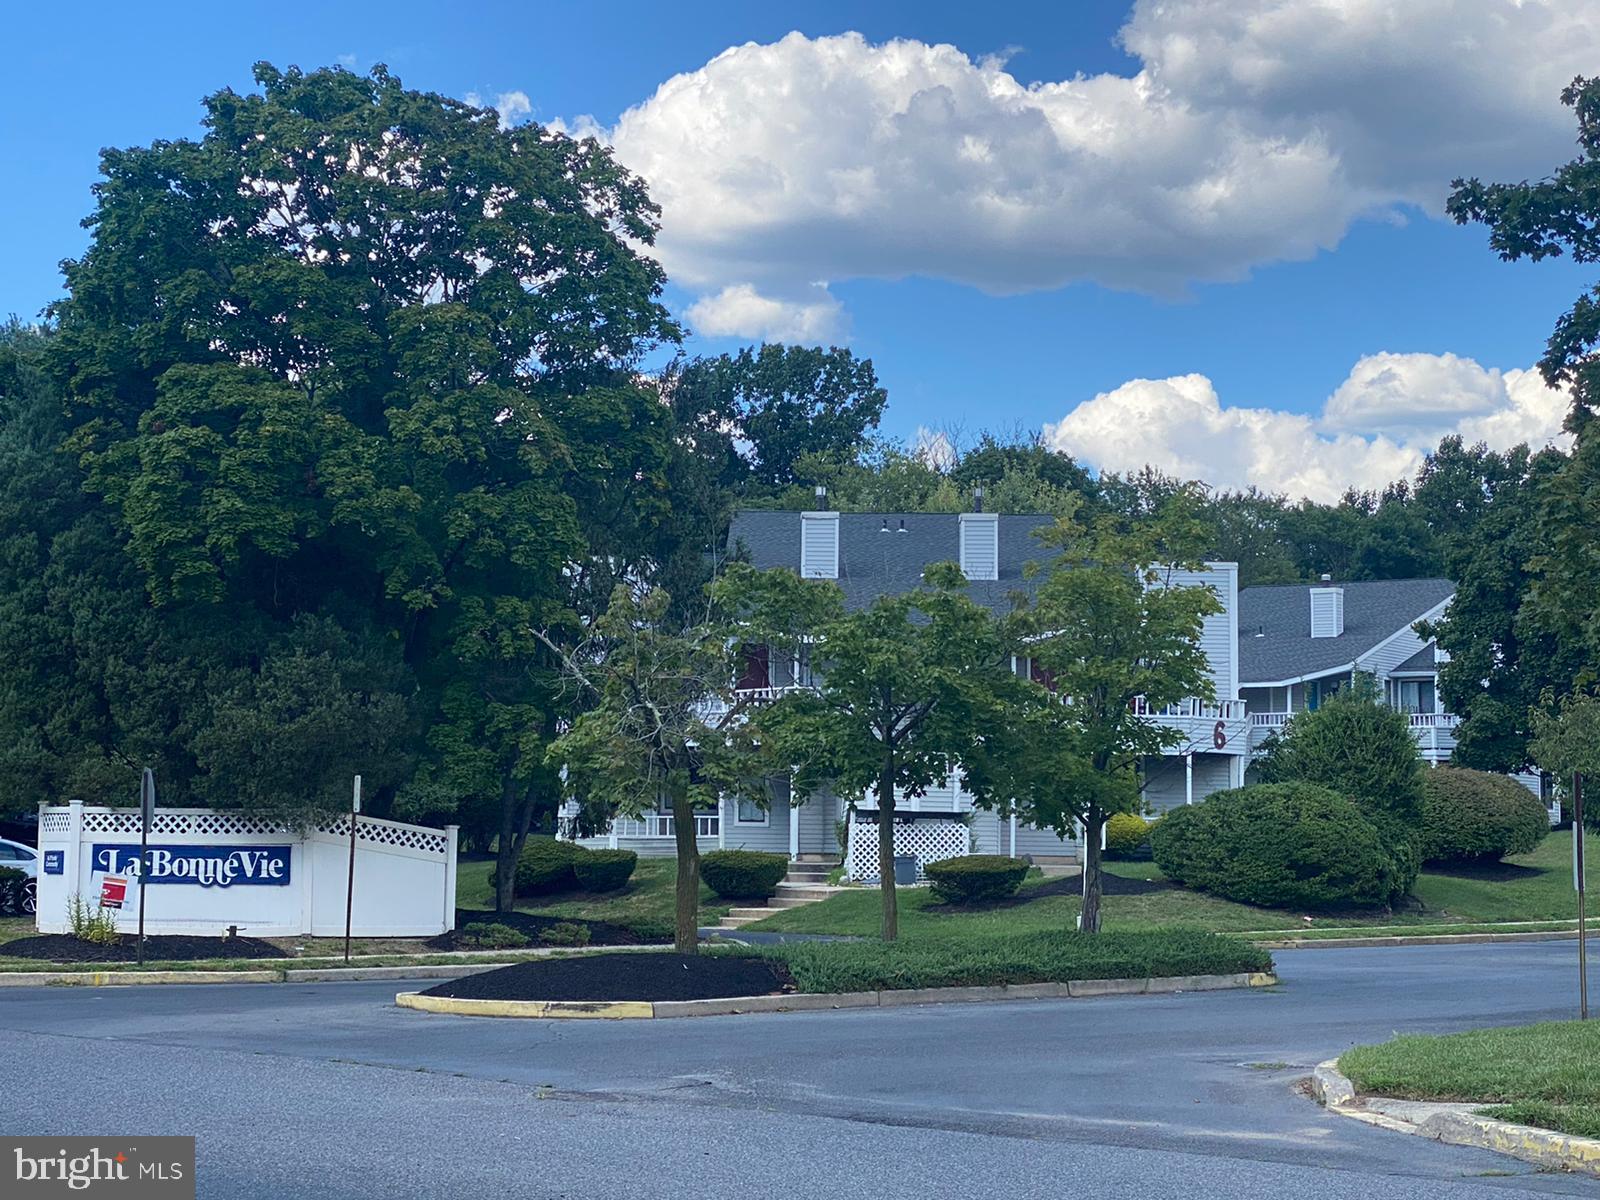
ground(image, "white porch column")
xmin=788 ymin=795 xmax=800 ymax=860
xmin=443 ymin=826 xmax=459 ymax=932
xmin=1009 ymin=812 xmax=1018 ymax=858
xmin=607 ymin=814 xmax=618 ymax=850
xmin=1185 ymin=753 xmax=1194 ymax=805
xmin=717 ymin=796 xmax=726 ymax=850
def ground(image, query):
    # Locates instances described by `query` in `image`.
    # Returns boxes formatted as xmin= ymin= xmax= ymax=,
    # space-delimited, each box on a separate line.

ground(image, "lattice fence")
xmin=47 ymin=808 xmax=449 ymax=858
xmin=845 ymin=817 xmax=970 ymax=882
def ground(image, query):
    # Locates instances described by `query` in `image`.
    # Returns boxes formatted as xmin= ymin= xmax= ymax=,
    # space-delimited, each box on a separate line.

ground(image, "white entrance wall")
xmin=35 ymin=803 xmax=458 ymax=938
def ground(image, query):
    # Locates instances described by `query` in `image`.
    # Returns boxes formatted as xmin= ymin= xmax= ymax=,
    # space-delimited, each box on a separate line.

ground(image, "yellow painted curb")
xmin=1247 ymin=972 xmax=1279 ymax=987
xmin=395 ymin=991 xmax=654 ymax=1019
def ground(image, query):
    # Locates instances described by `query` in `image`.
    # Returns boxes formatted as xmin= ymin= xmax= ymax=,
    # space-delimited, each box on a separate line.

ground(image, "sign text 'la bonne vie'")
xmin=91 ymin=844 xmax=292 ymax=888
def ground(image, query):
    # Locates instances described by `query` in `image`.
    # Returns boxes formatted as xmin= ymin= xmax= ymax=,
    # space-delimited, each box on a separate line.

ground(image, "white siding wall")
xmin=800 ymin=511 xmax=839 ymax=578
xmin=1142 ymin=753 xmax=1236 ymax=815
xmin=1153 ymin=563 xmax=1238 ymax=701
xmin=1356 ymin=607 xmax=1444 ymax=683
xmin=959 ymin=512 xmax=999 ymax=581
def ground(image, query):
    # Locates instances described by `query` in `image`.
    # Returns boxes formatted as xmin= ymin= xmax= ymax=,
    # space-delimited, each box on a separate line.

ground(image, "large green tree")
xmin=752 ymin=563 xmax=1018 ymax=941
xmin=965 ymin=510 xmax=1221 ymax=933
xmin=1445 ymin=75 xmax=1600 ymax=758
xmin=45 ymin=64 xmax=677 ymax=890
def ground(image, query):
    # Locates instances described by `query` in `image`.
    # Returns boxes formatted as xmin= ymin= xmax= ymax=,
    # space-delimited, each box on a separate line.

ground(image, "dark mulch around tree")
xmin=0 ymin=933 xmax=287 ymax=962
xmin=427 ymin=909 xmax=663 ymax=951
xmin=421 ymin=952 xmax=794 ymax=1002
xmin=932 ymin=870 xmax=1174 ymax=913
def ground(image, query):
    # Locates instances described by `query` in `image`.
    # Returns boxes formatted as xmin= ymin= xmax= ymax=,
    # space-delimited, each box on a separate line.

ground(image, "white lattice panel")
xmin=314 ymin=816 xmax=449 ymax=857
xmin=845 ymin=817 xmax=970 ymax=881
xmin=48 ymin=808 xmax=447 ymax=858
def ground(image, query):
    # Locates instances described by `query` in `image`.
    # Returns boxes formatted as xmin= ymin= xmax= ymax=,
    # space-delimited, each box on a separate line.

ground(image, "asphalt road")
xmin=1 ymin=941 xmax=1595 ymax=1199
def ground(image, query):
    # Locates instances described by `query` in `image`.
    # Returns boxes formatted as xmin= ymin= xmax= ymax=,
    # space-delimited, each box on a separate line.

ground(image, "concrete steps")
xmin=715 ymin=859 xmax=841 ymax=931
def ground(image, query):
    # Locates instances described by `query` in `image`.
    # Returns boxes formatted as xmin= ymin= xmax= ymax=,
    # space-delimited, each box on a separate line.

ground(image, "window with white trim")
xmin=735 ymin=795 xmax=768 ymax=825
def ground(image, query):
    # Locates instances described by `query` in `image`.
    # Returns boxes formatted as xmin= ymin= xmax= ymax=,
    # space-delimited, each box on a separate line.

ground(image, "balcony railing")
xmin=1131 ymin=697 xmax=1248 ymax=721
xmin=611 ymin=813 xmax=720 ymax=840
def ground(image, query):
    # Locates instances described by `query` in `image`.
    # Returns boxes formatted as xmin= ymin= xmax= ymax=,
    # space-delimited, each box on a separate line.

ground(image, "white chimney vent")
xmin=800 ymin=511 xmax=840 ymax=579
xmin=959 ymin=512 xmax=999 ymax=581
xmin=1309 ymin=585 xmax=1344 ymax=638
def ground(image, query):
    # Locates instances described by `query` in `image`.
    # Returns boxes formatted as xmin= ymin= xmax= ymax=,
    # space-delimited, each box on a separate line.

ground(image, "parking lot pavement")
xmin=1 ymin=941 xmax=1594 ymax=1198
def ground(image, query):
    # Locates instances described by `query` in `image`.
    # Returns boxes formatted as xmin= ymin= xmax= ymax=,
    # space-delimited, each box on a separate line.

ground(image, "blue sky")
xmin=5 ymin=0 xmax=1595 ymax=499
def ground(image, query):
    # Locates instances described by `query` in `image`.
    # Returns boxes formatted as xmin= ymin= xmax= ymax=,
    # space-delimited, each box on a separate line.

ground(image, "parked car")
xmin=0 ymin=838 xmax=37 ymax=915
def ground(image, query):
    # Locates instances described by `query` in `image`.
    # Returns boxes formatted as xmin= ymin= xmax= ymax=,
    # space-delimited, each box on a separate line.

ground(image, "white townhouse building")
xmin=564 ymin=508 xmax=1246 ymax=879
xmin=561 ymin=513 xmax=1541 ymax=877
xmin=1236 ymin=576 xmax=1456 ymax=763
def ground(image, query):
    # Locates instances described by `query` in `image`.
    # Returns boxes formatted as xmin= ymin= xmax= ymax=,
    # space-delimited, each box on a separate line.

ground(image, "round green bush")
xmin=512 ymin=838 xmax=590 ymax=897
xmin=1151 ymin=783 xmax=1395 ymax=910
xmin=1420 ymin=768 xmax=1551 ymax=863
xmin=1104 ymin=812 xmax=1152 ymax=859
xmin=699 ymin=850 xmax=789 ymax=900
xmin=574 ymin=848 xmax=638 ymax=892
xmin=925 ymin=854 xmax=1030 ymax=904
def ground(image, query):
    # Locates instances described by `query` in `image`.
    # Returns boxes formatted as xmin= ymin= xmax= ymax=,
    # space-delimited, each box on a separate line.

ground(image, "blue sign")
xmin=91 ymin=844 xmax=291 ymax=888
xmin=43 ymin=850 xmax=63 ymax=876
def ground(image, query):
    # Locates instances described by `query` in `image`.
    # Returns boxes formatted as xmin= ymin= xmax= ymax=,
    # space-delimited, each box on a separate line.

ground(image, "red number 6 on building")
xmin=1212 ymin=720 xmax=1228 ymax=750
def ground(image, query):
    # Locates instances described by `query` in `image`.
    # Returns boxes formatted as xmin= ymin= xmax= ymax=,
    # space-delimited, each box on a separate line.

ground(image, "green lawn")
xmin=454 ymin=851 xmax=733 ymax=938
xmin=1340 ymin=1021 xmax=1600 ymax=1141
xmin=745 ymin=830 xmax=1594 ymax=939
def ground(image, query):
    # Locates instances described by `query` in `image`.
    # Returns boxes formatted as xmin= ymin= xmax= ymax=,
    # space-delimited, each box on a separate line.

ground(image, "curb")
xmin=1 ymin=969 xmax=285 ymax=987
xmin=1311 ymin=1058 xmax=1600 ymax=1177
xmin=394 ymin=970 xmax=1278 ymax=1020
xmin=1259 ymin=930 xmax=1580 ymax=951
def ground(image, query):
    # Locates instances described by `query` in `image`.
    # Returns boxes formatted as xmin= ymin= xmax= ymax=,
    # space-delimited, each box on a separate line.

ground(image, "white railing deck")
xmin=1245 ymin=710 xmax=1460 ymax=753
xmin=609 ymin=813 xmax=720 ymax=840
xmin=1131 ymin=697 xmax=1247 ymax=721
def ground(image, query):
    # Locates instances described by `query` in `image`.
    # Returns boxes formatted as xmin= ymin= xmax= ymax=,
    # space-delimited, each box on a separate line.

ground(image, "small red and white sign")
xmin=99 ymin=874 xmax=128 ymax=910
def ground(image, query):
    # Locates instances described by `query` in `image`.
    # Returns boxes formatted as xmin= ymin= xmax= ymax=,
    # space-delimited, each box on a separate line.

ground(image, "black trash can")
xmin=892 ymin=855 xmax=918 ymax=885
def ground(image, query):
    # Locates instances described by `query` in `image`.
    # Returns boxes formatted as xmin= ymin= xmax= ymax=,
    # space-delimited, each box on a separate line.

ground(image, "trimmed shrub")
xmin=573 ymin=848 xmax=638 ymax=892
xmin=513 ymin=838 xmax=590 ymax=897
xmin=1104 ymin=813 xmax=1152 ymax=859
xmin=538 ymin=921 xmax=591 ymax=947
xmin=1255 ymin=675 xmax=1425 ymax=900
xmin=459 ymin=922 xmax=531 ymax=950
xmin=1421 ymin=768 xmax=1551 ymax=863
xmin=925 ymin=854 xmax=1031 ymax=904
xmin=0 ymin=867 xmax=27 ymax=916
xmin=700 ymin=850 xmax=789 ymax=900
xmin=1151 ymin=782 xmax=1395 ymax=910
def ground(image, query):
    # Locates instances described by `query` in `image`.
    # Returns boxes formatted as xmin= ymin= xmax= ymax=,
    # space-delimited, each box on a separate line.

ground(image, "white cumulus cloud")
xmin=1043 ymin=353 xmax=1570 ymax=502
xmin=574 ymin=2 xmax=1600 ymax=337
xmin=683 ymin=283 xmax=846 ymax=343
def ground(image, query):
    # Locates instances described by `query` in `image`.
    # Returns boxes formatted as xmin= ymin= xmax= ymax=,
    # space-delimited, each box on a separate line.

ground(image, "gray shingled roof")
xmin=1238 ymin=579 xmax=1453 ymax=684
xmin=1393 ymin=642 xmax=1439 ymax=673
xmin=726 ymin=510 xmax=1056 ymax=614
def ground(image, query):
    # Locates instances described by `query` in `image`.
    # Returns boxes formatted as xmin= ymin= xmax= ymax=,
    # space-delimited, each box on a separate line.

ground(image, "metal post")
xmin=137 ymin=768 xmax=155 ymax=967
xmin=344 ymin=775 xmax=361 ymax=964
xmin=1577 ymin=772 xmax=1588 ymax=1020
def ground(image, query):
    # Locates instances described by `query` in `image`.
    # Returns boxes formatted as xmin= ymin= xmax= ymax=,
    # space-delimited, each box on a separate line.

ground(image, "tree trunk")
xmin=493 ymin=780 xmax=536 ymax=914
xmin=669 ymin=783 xmax=701 ymax=955
xmin=1080 ymin=808 xmax=1104 ymax=934
xmin=877 ymin=752 xmax=898 ymax=942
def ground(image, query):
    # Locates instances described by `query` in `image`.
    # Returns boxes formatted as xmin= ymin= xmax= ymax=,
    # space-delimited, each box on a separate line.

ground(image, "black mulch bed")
xmin=421 ymin=952 xmax=794 ymax=1003
xmin=428 ymin=909 xmax=663 ymax=951
xmin=932 ymin=870 xmax=1173 ymax=913
xmin=0 ymin=933 xmax=287 ymax=962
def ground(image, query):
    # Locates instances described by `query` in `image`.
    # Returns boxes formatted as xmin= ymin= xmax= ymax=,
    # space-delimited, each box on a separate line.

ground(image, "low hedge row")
xmin=512 ymin=840 xmax=638 ymax=897
xmin=925 ymin=855 xmax=1029 ymax=903
xmin=699 ymin=850 xmax=789 ymax=900
xmin=1420 ymin=768 xmax=1550 ymax=863
xmin=759 ymin=929 xmax=1271 ymax=995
